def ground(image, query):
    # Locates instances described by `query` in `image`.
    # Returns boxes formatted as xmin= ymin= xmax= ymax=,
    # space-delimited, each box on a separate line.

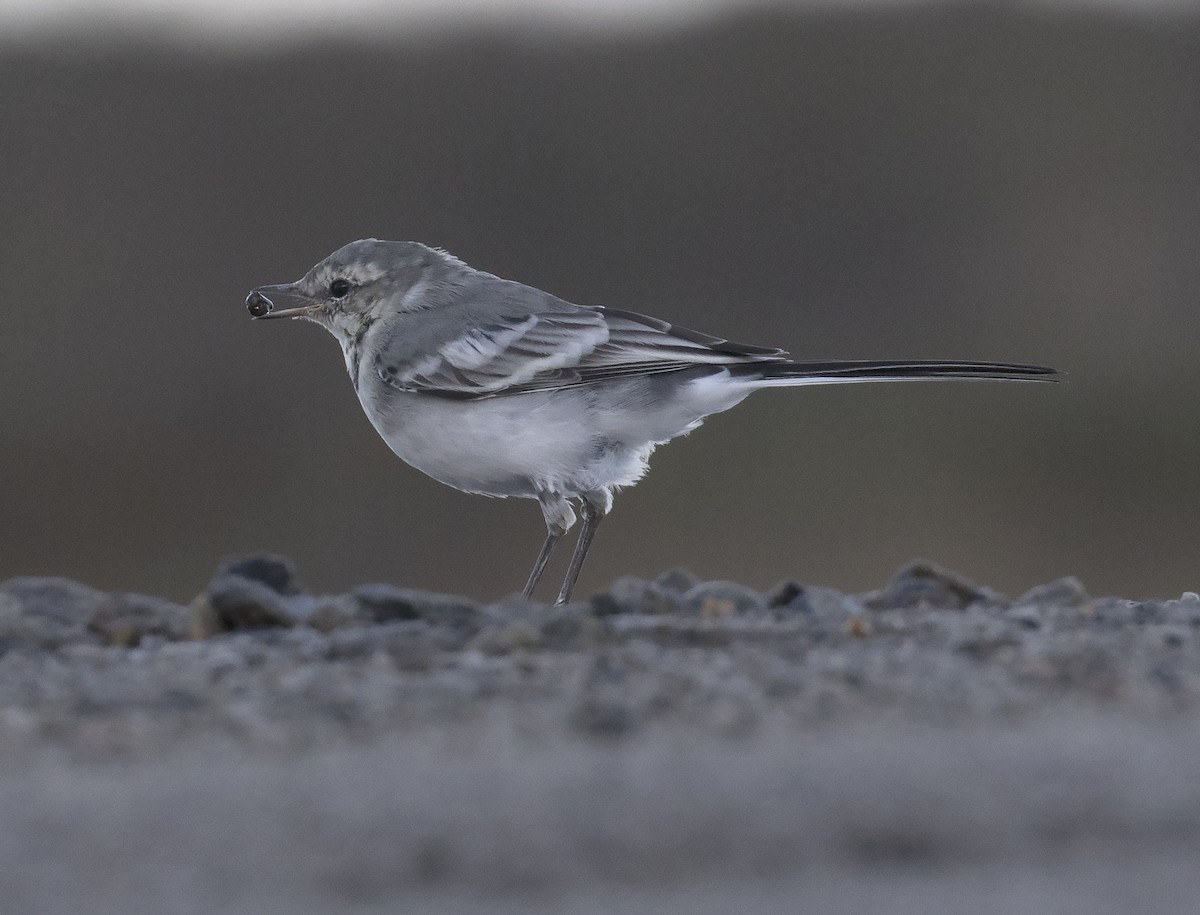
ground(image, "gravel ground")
xmin=2 ymin=557 xmax=1200 ymax=913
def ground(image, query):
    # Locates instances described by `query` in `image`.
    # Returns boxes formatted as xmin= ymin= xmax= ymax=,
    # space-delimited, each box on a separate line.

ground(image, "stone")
xmin=539 ymin=608 xmax=606 ymax=650
xmin=844 ymin=615 xmax=871 ymax=638
xmin=471 ymin=596 xmax=603 ymax=650
xmin=863 ymin=562 xmax=994 ymax=611
xmin=88 ymin=594 xmax=190 ymax=647
xmin=590 ymin=576 xmax=683 ymax=616
xmin=1014 ymin=576 xmax=1090 ymax=611
xmin=0 ymin=577 xmax=111 ymax=649
xmin=653 ymin=567 xmax=701 ymax=593
xmin=189 ymin=576 xmax=302 ymax=638
xmin=1004 ymin=604 xmax=1043 ymax=630
xmin=766 ymin=580 xmax=807 ymax=610
xmin=468 ymin=619 xmax=541 ymax=655
xmin=381 ymin=625 xmax=442 ymax=672
xmin=801 ymin=586 xmax=866 ymax=629
xmin=350 ymin=584 xmax=481 ymax=633
xmin=212 ymin=553 xmax=304 ymax=596
xmin=683 ymin=580 xmax=765 ymax=618
xmin=306 ymin=595 xmax=365 ymax=633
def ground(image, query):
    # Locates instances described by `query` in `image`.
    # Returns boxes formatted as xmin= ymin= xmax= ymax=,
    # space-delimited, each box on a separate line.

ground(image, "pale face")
xmin=247 ymin=238 xmax=433 ymax=343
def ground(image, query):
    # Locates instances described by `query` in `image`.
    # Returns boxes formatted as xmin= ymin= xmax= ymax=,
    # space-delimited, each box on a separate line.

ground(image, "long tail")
xmin=741 ymin=359 xmax=1059 ymax=386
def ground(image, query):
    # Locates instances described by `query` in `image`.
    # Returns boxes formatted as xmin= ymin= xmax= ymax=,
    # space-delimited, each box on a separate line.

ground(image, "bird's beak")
xmin=246 ymin=283 xmax=322 ymax=320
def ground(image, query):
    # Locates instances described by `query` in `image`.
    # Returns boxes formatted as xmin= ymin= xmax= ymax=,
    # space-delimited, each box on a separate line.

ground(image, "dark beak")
xmin=246 ymin=283 xmax=322 ymax=320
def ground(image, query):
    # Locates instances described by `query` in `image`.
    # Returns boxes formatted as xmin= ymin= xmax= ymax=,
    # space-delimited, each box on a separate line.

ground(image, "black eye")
xmin=329 ymin=278 xmax=351 ymax=299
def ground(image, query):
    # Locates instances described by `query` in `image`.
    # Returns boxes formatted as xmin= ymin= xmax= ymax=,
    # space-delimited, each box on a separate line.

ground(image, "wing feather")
xmin=381 ymin=304 xmax=787 ymax=399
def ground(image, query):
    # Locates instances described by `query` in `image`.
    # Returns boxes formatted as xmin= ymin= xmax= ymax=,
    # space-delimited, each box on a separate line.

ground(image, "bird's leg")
xmin=555 ymin=498 xmax=606 ymax=605
xmin=522 ymin=530 xmax=561 ymax=599
xmin=524 ymin=493 xmax=575 ymax=600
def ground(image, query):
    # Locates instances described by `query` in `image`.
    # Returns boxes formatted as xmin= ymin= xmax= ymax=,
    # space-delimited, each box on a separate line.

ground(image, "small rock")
xmin=0 ymin=577 xmax=111 ymax=649
xmin=350 ymin=583 xmax=422 ymax=622
xmin=683 ymin=580 xmax=765 ymax=618
xmin=88 ymin=594 xmax=189 ymax=647
xmin=654 ymin=567 xmax=701 ymax=593
xmin=190 ymin=576 xmax=303 ymax=638
xmin=1084 ymin=598 xmax=1151 ymax=629
xmin=473 ymin=597 xmax=602 ymax=649
xmin=469 ymin=619 xmax=540 ymax=655
xmin=793 ymin=586 xmax=864 ymax=629
xmin=766 ymin=580 xmax=807 ymax=610
xmin=305 ymin=595 xmax=365 ymax=633
xmin=1165 ymin=598 xmax=1200 ymax=628
xmin=952 ymin=620 xmax=1023 ymax=662
xmin=322 ymin=626 xmax=380 ymax=661
xmin=483 ymin=592 xmax=549 ymax=620
xmin=350 ymin=584 xmax=480 ymax=633
xmin=212 ymin=553 xmax=303 ymax=596
xmin=844 ymin=615 xmax=871 ymax=638
xmin=588 ymin=592 xmax=625 ymax=617
xmin=382 ymin=624 xmax=442 ymax=671
xmin=1015 ymin=577 xmax=1090 ymax=611
xmin=539 ymin=608 xmax=605 ymax=650
xmin=863 ymin=562 xmax=993 ymax=611
xmin=591 ymin=577 xmax=683 ymax=616
xmin=1131 ymin=601 xmax=1166 ymax=625
xmin=186 ymin=596 xmax=222 ymax=640
xmin=1004 ymin=604 xmax=1043 ymax=630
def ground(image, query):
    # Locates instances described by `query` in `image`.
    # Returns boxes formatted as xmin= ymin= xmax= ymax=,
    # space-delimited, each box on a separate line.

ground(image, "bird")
xmin=246 ymin=239 xmax=1056 ymax=605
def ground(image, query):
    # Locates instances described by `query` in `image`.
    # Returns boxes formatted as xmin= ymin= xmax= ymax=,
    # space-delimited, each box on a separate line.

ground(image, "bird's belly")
xmin=358 ymin=386 xmax=605 ymax=498
xmin=355 ymin=373 xmax=754 ymax=499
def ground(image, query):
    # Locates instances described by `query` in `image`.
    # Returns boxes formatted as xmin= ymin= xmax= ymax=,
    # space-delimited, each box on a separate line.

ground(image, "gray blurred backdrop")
xmin=2 ymin=2 xmax=1198 ymax=602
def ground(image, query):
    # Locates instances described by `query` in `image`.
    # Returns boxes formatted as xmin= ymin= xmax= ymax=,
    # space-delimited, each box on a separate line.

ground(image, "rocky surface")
xmin=2 ymin=557 xmax=1200 ymax=913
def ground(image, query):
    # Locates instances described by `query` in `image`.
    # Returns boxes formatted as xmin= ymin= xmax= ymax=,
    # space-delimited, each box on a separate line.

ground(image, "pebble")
xmin=0 ymin=556 xmax=1196 ymax=755
xmin=861 ymin=561 xmax=998 ymax=611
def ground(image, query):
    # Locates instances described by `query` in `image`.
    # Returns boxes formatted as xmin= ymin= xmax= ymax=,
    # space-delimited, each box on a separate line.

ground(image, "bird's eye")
xmin=329 ymin=278 xmax=351 ymax=299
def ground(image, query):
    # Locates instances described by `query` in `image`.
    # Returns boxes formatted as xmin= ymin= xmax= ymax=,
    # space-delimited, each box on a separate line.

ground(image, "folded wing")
xmin=379 ymin=305 xmax=789 ymax=399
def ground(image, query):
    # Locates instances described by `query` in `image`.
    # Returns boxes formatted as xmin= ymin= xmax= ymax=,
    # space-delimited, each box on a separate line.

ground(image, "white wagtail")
xmin=247 ymin=239 xmax=1056 ymax=604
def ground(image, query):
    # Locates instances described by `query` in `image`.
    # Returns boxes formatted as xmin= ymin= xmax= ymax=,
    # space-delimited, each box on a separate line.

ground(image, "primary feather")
xmin=371 ymin=294 xmax=1053 ymax=400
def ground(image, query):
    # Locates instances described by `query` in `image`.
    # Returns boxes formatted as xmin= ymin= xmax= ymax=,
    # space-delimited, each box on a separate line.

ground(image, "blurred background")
xmin=1 ymin=0 xmax=1197 ymax=603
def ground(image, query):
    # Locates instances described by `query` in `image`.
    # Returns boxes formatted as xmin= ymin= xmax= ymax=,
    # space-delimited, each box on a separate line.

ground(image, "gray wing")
xmin=377 ymin=305 xmax=789 ymax=400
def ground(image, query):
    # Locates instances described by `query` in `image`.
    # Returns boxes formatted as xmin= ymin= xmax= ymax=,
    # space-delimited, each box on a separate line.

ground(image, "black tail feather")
xmin=743 ymin=359 xmax=1060 ymax=384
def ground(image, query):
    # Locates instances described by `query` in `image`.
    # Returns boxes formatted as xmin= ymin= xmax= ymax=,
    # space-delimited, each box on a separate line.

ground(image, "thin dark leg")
xmin=522 ymin=530 xmax=562 ymax=599
xmin=555 ymin=502 xmax=604 ymax=605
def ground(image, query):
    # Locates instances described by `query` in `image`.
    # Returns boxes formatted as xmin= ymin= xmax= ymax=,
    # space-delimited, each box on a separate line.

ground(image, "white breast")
xmin=353 ymin=349 xmax=758 ymax=501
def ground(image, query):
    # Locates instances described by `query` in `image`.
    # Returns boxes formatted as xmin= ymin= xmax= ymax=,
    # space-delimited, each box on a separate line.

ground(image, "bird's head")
xmin=246 ymin=238 xmax=437 ymax=343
